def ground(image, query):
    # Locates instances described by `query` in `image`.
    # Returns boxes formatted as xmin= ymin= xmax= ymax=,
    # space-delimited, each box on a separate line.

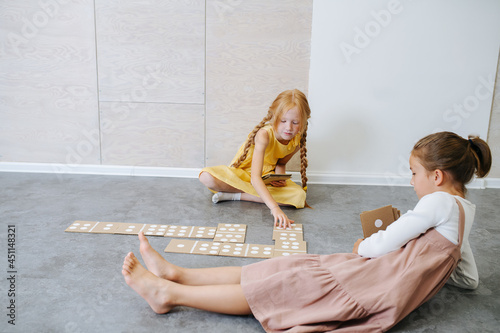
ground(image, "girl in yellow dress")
xmin=199 ymin=89 xmax=311 ymax=228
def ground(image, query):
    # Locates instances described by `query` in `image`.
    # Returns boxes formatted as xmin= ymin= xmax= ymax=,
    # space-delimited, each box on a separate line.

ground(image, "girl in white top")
xmin=120 ymin=132 xmax=491 ymax=330
xmin=357 ymin=131 xmax=491 ymax=289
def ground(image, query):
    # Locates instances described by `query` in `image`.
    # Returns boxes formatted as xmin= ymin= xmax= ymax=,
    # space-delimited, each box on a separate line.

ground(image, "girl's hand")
xmin=352 ymin=239 xmax=363 ymax=254
xmin=271 ymin=206 xmax=294 ymax=229
xmin=270 ymin=180 xmax=287 ymax=187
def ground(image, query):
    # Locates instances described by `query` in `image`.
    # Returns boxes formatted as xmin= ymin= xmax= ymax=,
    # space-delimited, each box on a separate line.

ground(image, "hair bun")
xmin=468 ymin=135 xmax=492 ymax=178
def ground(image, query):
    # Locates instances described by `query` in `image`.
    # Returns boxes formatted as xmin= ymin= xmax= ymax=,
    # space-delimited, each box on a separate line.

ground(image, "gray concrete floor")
xmin=0 ymin=172 xmax=499 ymax=333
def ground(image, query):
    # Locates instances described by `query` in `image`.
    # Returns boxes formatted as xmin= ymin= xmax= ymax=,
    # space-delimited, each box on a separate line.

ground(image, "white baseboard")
xmin=304 ymin=172 xmax=495 ymax=189
xmin=0 ymin=162 xmax=201 ymax=178
xmin=0 ymin=162 xmax=499 ymax=188
xmin=304 ymin=172 xmax=411 ymax=187
xmin=483 ymin=177 xmax=500 ymax=188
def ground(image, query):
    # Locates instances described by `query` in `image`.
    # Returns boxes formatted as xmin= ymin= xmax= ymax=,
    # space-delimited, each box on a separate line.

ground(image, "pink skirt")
xmin=241 ymin=229 xmax=460 ymax=332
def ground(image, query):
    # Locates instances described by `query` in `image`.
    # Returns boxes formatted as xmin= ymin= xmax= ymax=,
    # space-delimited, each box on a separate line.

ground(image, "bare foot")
xmin=122 ymin=252 xmax=175 ymax=314
xmin=138 ymin=232 xmax=181 ymax=281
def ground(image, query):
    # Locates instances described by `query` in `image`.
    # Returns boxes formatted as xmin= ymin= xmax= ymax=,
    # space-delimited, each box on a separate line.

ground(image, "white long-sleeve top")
xmin=357 ymin=191 xmax=479 ymax=289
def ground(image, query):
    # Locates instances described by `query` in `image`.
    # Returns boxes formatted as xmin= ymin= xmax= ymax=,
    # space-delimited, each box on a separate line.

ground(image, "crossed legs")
xmin=122 ymin=232 xmax=252 ymax=315
xmin=199 ymin=171 xmax=264 ymax=204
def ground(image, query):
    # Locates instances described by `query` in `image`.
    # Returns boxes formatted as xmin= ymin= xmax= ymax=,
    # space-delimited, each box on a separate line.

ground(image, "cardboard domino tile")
xmin=273 ymin=239 xmax=307 ymax=257
xmin=164 ymin=239 xmax=221 ymax=256
xmin=164 ymin=225 xmax=191 ymax=237
xmin=192 ymin=241 xmax=222 ymax=255
xmin=89 ymin=222 xmax=121 ymax=234
xmin=114 ymin=223 xmax=147 ymax=235
xmin=245 ymin=244 xmax=274 ymax=258
xmin=272 ymin=223 xmax=303 ymax=241
xmin=164 ymin=239 xmax=197 ymax=253
xmin=360 ymin=205 xmax=399 ymax=238
xmin=191 ymin=226 xmax=217 ymax=238
xmin=213 ymin=223 xmax=247 ymax=243
xmin=163 ymin=225 xmax=217 ymax=238
xmin=143 ymin=224 xmax=170 ymax=236
xmin=218 ymin=243 xmax=274 ymax=258
xmin=65 ymin=221 xmax=99 ymax=233
xmin=217 ymin=243 xmax=247 ymax=257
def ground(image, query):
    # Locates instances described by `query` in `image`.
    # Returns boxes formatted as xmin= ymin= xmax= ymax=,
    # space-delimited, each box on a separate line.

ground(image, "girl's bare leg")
xmin=240 ymin=192 xmax=265 ymax=203
xmin=199 ymin=172 xmax=287 ymax=206
xmin=138 ymin=232 xmax=242 ymax=285
xmin=122 ymin=252 xmax=175 ymax=314
xmin=175 ymin=283 xmax=251 ymax=315
xmin=199 ymin=172 xmax=242 ymax=193
xmin=122 ymin=252 xmax=251 ymax=315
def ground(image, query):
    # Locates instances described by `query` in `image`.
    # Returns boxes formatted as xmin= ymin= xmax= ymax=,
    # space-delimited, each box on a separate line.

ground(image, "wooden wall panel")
xmin=205 ymin=0 xmax=313 ymax=170
xmin=0 ymin=1 xmax=99 ymax=164
xmin=95 ymin=0 xmax=205 ymax=104
xmin=0 ymin=1 xmax=316 ymax=172
xmin=100 ymin=102 xmax=205 ymax=168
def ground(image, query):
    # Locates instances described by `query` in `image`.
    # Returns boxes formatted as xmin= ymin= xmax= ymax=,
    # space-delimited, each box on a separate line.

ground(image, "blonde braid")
xmin=231 ymin=112 xmax=273 ymax=168
xmin=299 ymin=122 xmax=309 ymax=190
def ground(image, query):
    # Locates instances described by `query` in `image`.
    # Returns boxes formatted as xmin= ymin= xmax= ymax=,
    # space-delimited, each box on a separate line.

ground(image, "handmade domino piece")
xmin=213 ymin=223 xmax=247 ymax=243
xmin=164 ymin=239 xmax=197 ymax=253
xmin=190 ymin=226 xmax=217 ymax=238
xmin=272 ymin=223 xmax=303 ymax=241
xmin=164 ymin=225 xmax=191 ymax=237
xmin=360 ymin=205 xmax=398 ymax=238
xmin=114 ymin=223 xmax=147 ymax=235
xmin=65 ymin=221 xmax=99 ymax=233
xmin=217 ymin=243 xmax=274 ymax=258
xmin=245 ymin=244 xmax=274 ymax=258
xmin=218 ymin=243 xmax=247 ymax=257
xmin=163 ymin=225 xmax=217 ymax=238
xmin=192 ymin=241 xmax=222 ymax=255
xmin=143 ymin=224 xmax=170 ymax=236
xmin=164 ymin=239 xmax=221 ymax=256
xmin=90 ymin=222 xmax=121 ymax=234
xmin=273 ymin=239 xmax=307 ymax=257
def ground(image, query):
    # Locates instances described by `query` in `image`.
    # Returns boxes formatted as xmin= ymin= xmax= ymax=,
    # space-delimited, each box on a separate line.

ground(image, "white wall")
xmin=307 ymin=0 xmax=500 ymax=186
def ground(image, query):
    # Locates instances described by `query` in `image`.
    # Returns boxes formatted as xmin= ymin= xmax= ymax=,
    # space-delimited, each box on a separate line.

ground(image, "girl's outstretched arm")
xmin=250 ymin=129 xmax=294 ymax=228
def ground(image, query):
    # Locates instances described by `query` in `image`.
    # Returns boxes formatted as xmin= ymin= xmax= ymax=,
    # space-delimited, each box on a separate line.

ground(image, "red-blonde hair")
xmin=231 ymin=89 xmax=311 ymax=189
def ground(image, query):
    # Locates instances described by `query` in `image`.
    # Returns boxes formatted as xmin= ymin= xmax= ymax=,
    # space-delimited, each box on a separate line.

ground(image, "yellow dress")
xmin=201 ymin=125 xmax=306 ymax=208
